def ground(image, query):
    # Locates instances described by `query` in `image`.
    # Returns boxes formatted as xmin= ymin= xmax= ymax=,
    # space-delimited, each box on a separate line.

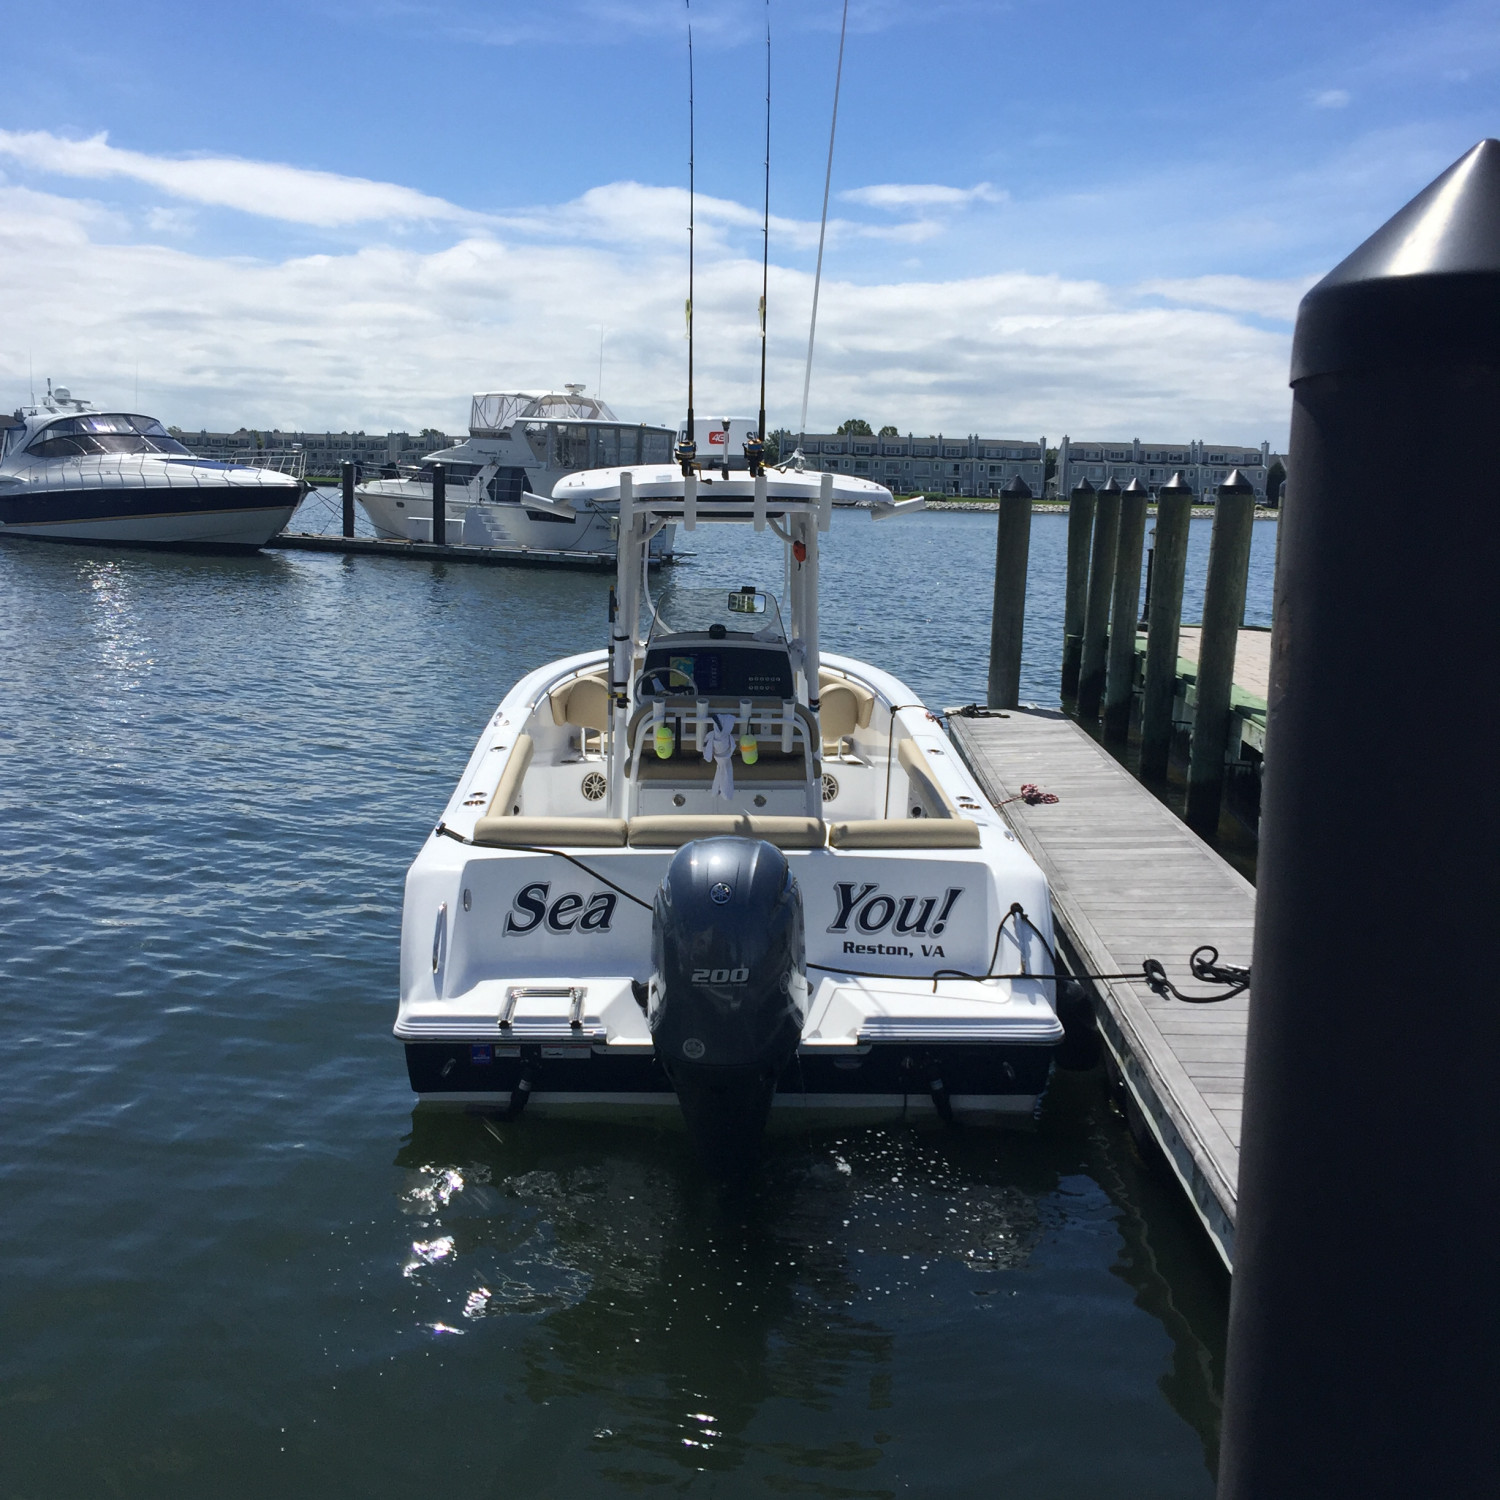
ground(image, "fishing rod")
xmin=676 ymin=0 xmax=698 ymax=478
xmin=748 ymin=0 xmax=771 ymax=477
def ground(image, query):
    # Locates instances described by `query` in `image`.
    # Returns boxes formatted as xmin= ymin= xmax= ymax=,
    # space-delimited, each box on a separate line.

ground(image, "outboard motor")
xmin=650 ymin=838 xmax=806 ymax=1171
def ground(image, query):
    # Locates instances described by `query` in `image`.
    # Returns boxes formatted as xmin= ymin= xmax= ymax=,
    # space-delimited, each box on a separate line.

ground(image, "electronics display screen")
xmin=641 ymin=645 xmax=793 ymax=699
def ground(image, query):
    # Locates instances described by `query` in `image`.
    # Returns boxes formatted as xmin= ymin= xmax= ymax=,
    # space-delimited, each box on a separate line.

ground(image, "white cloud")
xmin=0 ymin=129 xmax=477 ymax=228
xmin=1310 ymin=88 xmax=1352 ymax=108
xmin=1135 ymin=275 xmax=1316 ymax=321
xmin=841 ymin=182 xmax=1006 ymax=211
xmin=0 ymin=173 xmax=1292 ymax=446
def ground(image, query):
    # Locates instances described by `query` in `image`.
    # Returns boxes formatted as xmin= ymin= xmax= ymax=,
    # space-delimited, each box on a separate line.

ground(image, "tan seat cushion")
xmin=828 ymin=818 xmax=981 ymax=849
xmin=550 ymin=674 xmax=611 ymax=733
xmin=485 ymin=734 xmax=534 ymax=818
xmin=473 ymin=816 xmax=628 ymax=847
xmin=627 ymin=815 xmax=826 ymax=849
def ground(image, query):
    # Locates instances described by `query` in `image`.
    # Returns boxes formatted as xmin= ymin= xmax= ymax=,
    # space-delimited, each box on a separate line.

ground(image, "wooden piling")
xmin=1185 ymin=471 xmax=1255 ymax=835
xmin=341 ymin=461 xmax=355 ymax=537
xmin=1061 ymin=478 xmax=1096 ymax=698
xmin=1221 ymin=137 xmax=1500 ymax=1500
xmin=431 ymin=462 xmax=447 ymax=547
xmin=1103 ymin=478 xmax=1149 ymax=742
xmin=1139 ymin=472 xmax=1194 ymax=780
xmin=987 ymin=476 xmax=1033 ymax=710
xmin=1076 ymin=476 xmax=1121 ymax=720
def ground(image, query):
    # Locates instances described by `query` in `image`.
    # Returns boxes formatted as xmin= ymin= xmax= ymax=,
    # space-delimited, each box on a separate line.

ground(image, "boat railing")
xmin=241 ymin=449 xmax=308 ymax=479
xmin=626 ymin=697 xmax=817 ymax=767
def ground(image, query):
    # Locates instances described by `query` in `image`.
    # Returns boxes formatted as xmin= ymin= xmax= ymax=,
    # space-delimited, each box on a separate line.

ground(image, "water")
xmin=0 ymin=509 xmax=1263 ymax=1497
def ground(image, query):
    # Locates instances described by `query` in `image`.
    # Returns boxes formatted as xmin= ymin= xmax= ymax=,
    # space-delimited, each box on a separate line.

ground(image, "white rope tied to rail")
xmin=702 ymin=713 xmax=737 ymax=800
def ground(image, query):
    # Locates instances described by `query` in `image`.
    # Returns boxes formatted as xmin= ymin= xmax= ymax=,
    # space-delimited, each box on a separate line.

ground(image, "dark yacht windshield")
xmin=26 ymin=414 xmax=193 ymax=459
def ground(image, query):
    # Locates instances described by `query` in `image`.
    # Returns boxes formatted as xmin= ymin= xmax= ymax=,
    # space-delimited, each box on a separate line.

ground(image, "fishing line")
xmin=757 ymin=0 xmax=772 ymax=458
xmin=679 ymin=0 xmax=698 ymax=477
xmin=796 ymin=0 xmax=850 ymax=453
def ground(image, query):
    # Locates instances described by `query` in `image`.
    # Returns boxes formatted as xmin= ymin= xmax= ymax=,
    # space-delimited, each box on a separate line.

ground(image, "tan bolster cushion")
xmin=897 ymin=737 xmax=962 ymax=819
xmin=819 ymin=683 xmax=862 ymax=741
xmin=473 ymin=816 xmax=627 ymax=847
xmin=829 ymin=818 xmax=981 ymax=849
xmin=818 ymin=674 xmax=876 ymax=733
xmin=484 ymin=733 xmax=534 ymax=818
xmin=627 ymin=815 xmax=826 ymax=849
xmin=550 ymin=674 xmax=611 ymax=732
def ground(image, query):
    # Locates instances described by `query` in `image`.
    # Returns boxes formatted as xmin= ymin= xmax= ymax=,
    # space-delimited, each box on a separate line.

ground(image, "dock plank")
xmin=949 ymin=707 xmax=1252 ymax=1269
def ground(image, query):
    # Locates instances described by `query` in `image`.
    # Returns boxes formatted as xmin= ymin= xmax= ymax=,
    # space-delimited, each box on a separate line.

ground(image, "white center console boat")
xmin=0 ymin=388 xmax=303 ymax=549
xmin=395 ymin=462 xmax=1070 ymax=1163
xmin=356 ymin=388 xmax=677 ymax=559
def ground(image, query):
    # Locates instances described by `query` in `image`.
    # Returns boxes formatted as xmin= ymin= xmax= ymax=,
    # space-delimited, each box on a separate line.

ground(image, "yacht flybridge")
xmin=0 ymin=387 xmax=303 ymax=549
xmin=356 ymin=388 xmax=677 ymax=558
xmin=395 ymin=463 xmax=1069 ymax=1161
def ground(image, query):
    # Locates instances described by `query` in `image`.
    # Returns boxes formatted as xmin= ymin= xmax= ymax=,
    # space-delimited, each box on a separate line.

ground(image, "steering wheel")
xmin=635 ymin=668 xmax=698 ymax=699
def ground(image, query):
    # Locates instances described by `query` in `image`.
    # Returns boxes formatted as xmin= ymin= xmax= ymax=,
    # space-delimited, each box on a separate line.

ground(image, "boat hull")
xmin=357 ymin=485 xmax=675 ymax=557
xmin=0 ymin=485 xmax=299 ymax=549
xmin=403 ymin=1038 xmax=1053 ymax=1121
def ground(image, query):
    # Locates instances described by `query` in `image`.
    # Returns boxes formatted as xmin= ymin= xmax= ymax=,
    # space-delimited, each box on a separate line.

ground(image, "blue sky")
xmin=2 ymin=0 xmax=1496 ymax=442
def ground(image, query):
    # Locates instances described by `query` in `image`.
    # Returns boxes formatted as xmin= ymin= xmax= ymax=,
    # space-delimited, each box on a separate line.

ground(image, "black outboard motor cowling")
xmin=650 ymin=838 xmax=806 ymax=1170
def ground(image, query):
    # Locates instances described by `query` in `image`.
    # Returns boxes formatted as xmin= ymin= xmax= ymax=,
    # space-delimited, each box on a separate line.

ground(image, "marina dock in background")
xmin=266 ymin=530 xmax=624 ymax=570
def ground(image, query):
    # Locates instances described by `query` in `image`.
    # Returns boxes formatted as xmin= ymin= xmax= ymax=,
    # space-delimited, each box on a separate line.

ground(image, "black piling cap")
xmin=1001 ymin=475 xmax=1033 ymax=498
xmin=1292 ymin=138 xmax=1500 ymax=383
xmin=1122 ymin=477 xmax=1148 ymax=494
xmin=1217 ymin=468 xmax=1255 ymax=495
xmin=1160 ymin=471 xmax=1195 ymax=496
xmin=1099 ymin=476 xmax=1122 ymax=494
xmin=1070 ymin=476 xmax=1096 ymax=496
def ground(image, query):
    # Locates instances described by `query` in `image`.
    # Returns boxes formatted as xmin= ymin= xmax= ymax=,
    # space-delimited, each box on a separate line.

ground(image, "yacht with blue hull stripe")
xmin=395 ymin=462 xmax=1071 ymax=1163
xmin=1 ymin=386 xmax=302 ymax=549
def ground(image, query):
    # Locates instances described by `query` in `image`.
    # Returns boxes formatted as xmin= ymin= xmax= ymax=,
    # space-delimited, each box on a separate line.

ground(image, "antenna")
xmin=797 ymin=0 xmax=850 ymax=454
xmin=756 ymin=0 xmax=771 ymax=463
xmin=675 ymin=0 xmax=698 ymax=477
xmin=597 ymin=326 xmax=605 ymax=400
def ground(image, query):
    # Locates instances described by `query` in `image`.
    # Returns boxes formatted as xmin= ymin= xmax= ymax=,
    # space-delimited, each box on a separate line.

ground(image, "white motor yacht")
xmin=394 ymin=463 xmax=1079 ymax=1162
xmin=0 ymin=387 xmax=302 ymax=549
xmin=356 ymin=387 xmax=677 ymax=559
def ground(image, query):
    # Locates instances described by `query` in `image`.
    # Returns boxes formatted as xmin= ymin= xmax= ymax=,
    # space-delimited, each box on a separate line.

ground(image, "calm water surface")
xmin=0 ymin=509 xmax=1267 ymax=1497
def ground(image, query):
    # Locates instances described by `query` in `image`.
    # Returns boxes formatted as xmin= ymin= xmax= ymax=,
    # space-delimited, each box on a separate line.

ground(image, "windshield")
xmin=26 ymin=414 xmax=191 ymax=459
xmin=648 ymin=585 xmax=786 ymax=646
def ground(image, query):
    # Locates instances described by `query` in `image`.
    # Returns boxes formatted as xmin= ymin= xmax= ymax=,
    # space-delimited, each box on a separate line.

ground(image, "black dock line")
xmin=808 ymin=902 xmax=1249 ymax=1004
xmin=435 ymin=824 xmax=654 ymax=910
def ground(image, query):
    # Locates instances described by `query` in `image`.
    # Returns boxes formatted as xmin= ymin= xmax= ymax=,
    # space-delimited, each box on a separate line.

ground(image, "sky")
xmin=1 ymin=0 xmax=1496 ymax=445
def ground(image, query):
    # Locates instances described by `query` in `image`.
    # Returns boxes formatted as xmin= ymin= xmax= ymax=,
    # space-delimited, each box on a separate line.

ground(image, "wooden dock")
xmin=267 ymin=532 xmax=626 ymax=570
xmin=949 ymin=708 xmax=1252 ymax=1269
xmin=1130 ymin=623 xmax=1271 ymax=764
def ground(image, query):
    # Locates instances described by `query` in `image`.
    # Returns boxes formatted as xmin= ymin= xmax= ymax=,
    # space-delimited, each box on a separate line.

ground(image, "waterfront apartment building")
xmin=1055 ymin=437 xmax=1277 ymax=500
xmin=789 ymin=432 xmax=1048 ymax=497
xmin=173 ymin=427 xmax=454 ymax=472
